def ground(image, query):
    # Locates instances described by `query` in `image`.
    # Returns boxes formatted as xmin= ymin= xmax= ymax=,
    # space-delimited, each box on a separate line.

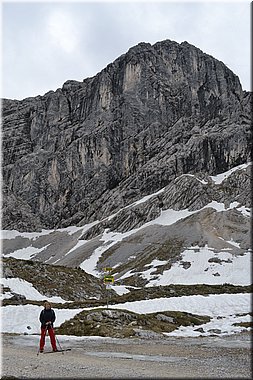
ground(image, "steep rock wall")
xmin=2 ymin=40 xmax=251 ymax=231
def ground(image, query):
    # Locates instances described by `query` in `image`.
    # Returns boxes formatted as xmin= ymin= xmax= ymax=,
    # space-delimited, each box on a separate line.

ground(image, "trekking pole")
xmin=55 ymin=333 xmax=64 ymax=354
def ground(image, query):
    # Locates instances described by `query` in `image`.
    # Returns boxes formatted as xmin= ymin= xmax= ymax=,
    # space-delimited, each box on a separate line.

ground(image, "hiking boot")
xmin=40 ymin=349 xmax=43 ymax=353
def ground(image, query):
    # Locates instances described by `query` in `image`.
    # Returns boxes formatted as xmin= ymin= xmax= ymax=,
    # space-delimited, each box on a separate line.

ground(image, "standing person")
xmin=39 ymin=301 xmax=57 ymax=352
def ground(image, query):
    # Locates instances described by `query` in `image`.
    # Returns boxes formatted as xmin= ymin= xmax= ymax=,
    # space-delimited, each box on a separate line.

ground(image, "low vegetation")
xmin=108 ymin=283 xmax=253 ymax=304
xmin=2 ymin=256 xmax=251 ymax=338
xmin=232 ymin=312 xmax=253 ymax=329
xmin=2 ymin=257 xmax=107 ymax=301
xmin=2 ymin=257 xmax=252 ymax=309
xmin=55 ymin=308 xmax=211 ymax=338
xmin=100 ymin=237 xmax=184 ymax=288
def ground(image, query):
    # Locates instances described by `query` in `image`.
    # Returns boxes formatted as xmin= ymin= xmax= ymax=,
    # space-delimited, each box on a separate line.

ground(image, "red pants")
xmin=40 ymin=327 xmax=57 ymax=351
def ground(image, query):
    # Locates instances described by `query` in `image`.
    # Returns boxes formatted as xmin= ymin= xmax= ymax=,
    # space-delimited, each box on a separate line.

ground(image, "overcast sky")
xmin=1 ymin=0 xmax=251 ymax=100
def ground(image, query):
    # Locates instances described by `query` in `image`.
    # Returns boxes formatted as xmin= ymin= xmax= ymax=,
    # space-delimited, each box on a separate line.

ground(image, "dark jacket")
xmin=39 ymin=308 xmax=56 ymax=328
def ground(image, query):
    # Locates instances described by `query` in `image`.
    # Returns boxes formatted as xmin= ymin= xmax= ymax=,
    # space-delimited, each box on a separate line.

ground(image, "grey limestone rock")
xmin=2 ymin=39 xmax=251 ymax=231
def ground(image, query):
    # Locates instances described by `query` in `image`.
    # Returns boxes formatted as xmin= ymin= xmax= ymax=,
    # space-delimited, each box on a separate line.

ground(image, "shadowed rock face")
xmin=2 ymin=39 xmax=252 ymax=231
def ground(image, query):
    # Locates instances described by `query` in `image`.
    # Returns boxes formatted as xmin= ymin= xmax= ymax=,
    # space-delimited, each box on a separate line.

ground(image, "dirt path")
xmin=1 ymin=332 xmax=251 ymax=378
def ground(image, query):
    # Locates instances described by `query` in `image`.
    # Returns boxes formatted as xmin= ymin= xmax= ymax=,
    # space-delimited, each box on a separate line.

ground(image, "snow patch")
xmin=145 ymin=247 xmax=251 ymax=286
xmin=210 ymin=162 xmax=251 ymax=184
xmin=4 ymin=245 xmax=50 ymax=260
xmin=111 ymin=293 xmax=251 ymax=317
xmin=1 ymin=278 xmax=67 ymax=303
xmin=1 ymin=305 xmax=82 ymax=334
xmin=111 ymin=285 xmax=130 ymax=295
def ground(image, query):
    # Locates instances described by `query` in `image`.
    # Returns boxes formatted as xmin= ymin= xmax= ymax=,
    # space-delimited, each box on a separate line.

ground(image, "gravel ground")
xmin=1 ymin=332 xmax=252 ymax=379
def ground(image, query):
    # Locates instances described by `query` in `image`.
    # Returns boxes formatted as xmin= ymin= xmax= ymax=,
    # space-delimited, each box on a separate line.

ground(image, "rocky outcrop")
xmin=2 ymin=257 xmax=107 ymax=301
xmin=2 ymin=164 xmax=250 ymax=275
xmin=81 ymin=162 xmax=251 ymax=238
xmin=2 ymin=39 xmax=251 ymax=231
xmin=56 ymin=307 xmax=210 ymax=338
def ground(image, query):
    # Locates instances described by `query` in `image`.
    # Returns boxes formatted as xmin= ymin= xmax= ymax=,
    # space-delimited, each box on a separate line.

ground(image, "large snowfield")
xmin=1 ymin=162 xmax=252 ymax=338
xmin=0 ymin=291 xmax=251 ymax=338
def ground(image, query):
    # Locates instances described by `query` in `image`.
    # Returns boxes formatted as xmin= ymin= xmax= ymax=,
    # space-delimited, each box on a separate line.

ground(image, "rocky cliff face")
xmin=3 ymin=163 xmax=250 ymax=273
xmin=2 ymin=39 xmax=251 ymax=231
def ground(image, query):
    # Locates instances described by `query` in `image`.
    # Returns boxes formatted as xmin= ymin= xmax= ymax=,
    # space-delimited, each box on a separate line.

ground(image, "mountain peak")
xmin=2 ymin=39 xmax=251 ymax=231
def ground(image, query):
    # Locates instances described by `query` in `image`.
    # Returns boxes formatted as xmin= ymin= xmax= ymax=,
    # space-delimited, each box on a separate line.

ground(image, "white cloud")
xmin=47 ymin=9 xmax=80 ymax=54
xmin=2 ymin=1 xmax=251 ymax=100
